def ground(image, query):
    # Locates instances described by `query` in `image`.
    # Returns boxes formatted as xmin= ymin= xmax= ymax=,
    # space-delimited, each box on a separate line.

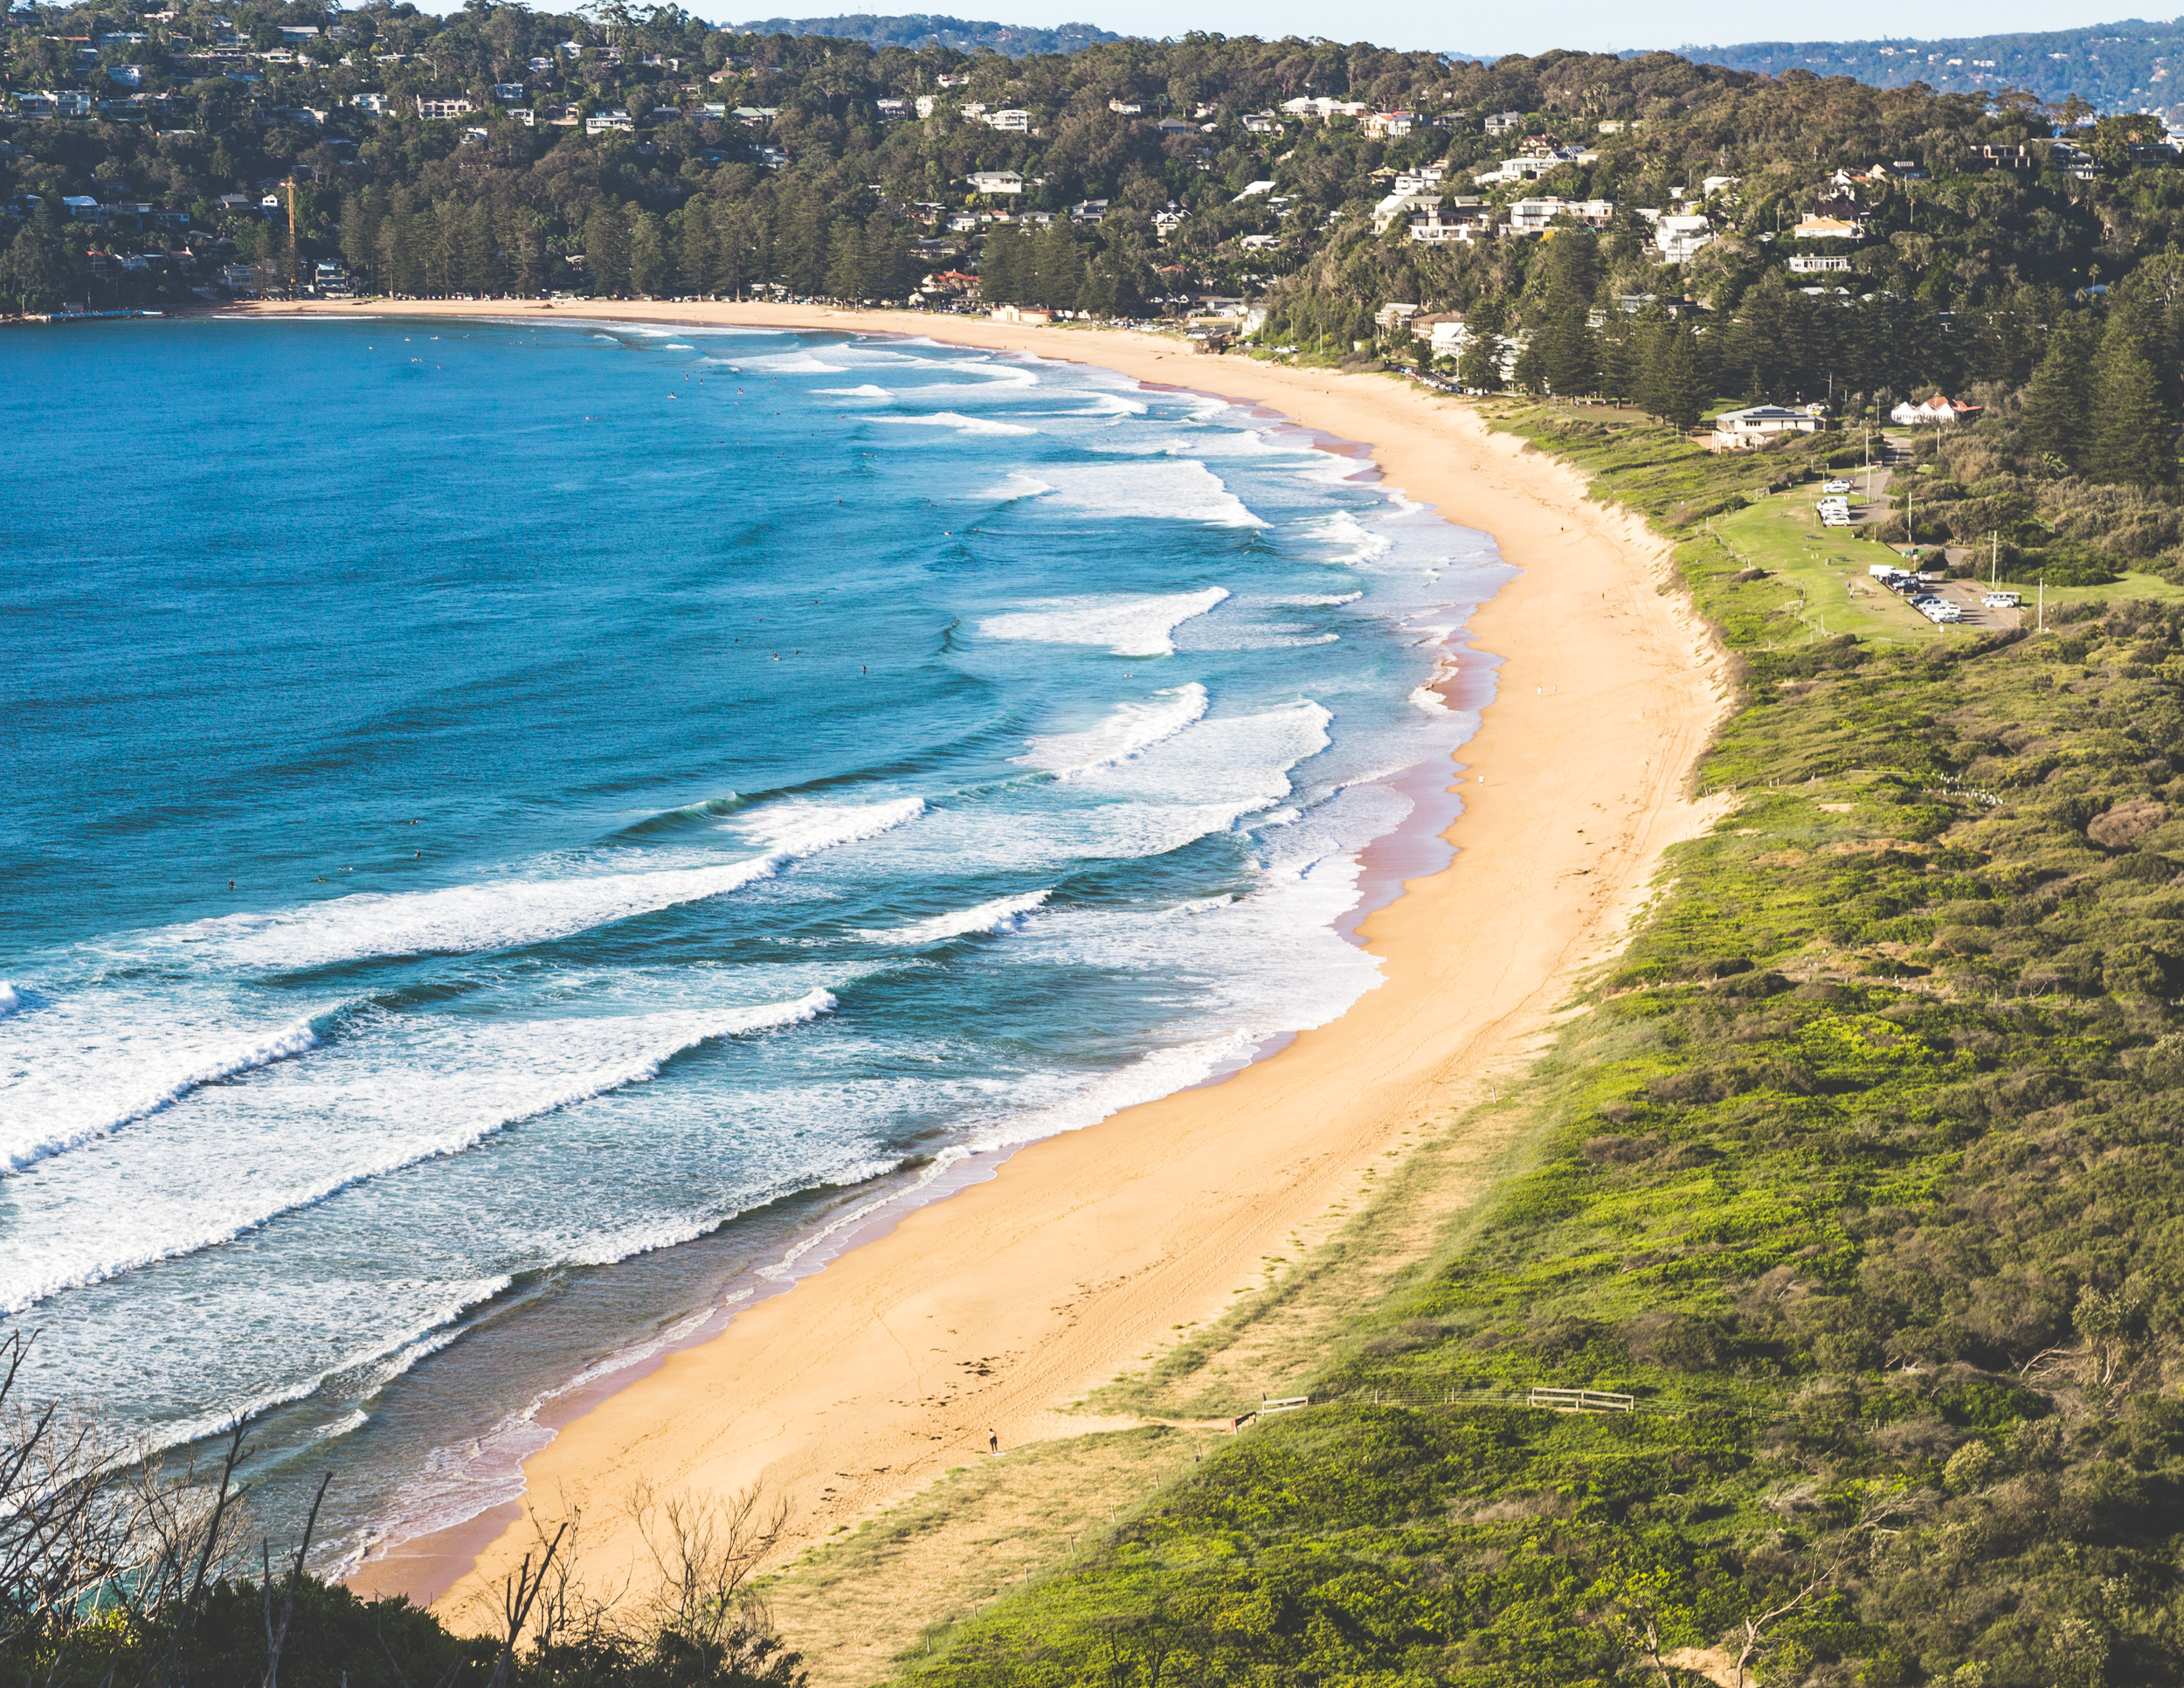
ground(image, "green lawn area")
xmin=1710 ymin=489 xmax=1944 ymax=645
xmin=1714 ymin=484 xmax=2184 ymax=637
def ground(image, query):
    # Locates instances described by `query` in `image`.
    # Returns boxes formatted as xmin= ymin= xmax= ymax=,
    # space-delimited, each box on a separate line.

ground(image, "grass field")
xmin=1710 ymin=491 xmax=1946 ymax=646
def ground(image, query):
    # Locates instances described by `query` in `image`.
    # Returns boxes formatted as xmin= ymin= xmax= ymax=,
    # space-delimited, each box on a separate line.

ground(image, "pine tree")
xmin=980 ymin=224 xmax=1027 ymax=304
xmin=583 ymin=205 xmax=629 ymax=295
xmin=1596 ymin=311 xmax=1637 ymax=402
xmin=1638 ymin=320 xmax=1708 ymax=431
xmin=824 ymin=218 xmax=867 ymax=299
xmin=1032 ymin=218 xmax=1083 ymax=310
xmin=1457 ymin=331 xmax=1503 ymax=392
xmin=2092 ymin=329 xmax=2176 ymax=487
xmin=676 ymin=200 xmax=715 ymax=298
xmin=1538 ymin=305 xmax=1598 ymax=398
xmin=2023 ymin=316 xmax=2096 ymax=471
xmin=627 ymin=209 xmax=669 ymax=297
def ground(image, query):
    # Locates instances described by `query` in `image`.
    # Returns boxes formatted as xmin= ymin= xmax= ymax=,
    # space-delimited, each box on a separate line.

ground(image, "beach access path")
xmin=244 ymin=301 xmax=1730 ymax=1618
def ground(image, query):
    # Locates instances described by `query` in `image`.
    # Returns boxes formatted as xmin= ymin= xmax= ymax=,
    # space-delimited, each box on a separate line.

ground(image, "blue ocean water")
xmin=0 ymin=315 xmax=1508 ymax=1572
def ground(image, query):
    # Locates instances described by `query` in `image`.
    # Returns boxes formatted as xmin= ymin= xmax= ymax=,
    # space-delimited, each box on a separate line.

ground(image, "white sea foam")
xmin=816 ymin=384 xmax=894 ymax=400
xmin=975 ymin=472 xmax=1056 ymax=502
xmin=1017 ymin=684 xmax=1210 ymax=778
xmin=876 ymin=412 xmax=1038 ymax=437
xmin=1293 ymin=508 xmax=1393 ymax=564
xmin=1033 ymin=459 xmax=1265 ymax=528
xmin=0 ymin=991 xmax=838 ymax=1314
xmin=980 ymin=589 xmax=1229 ymax=657
xmin=174 ymin=798 xmax=923 ymax=972
xmin=737 ymin=351 xmax=853 ymax=373
xmin=0 ymin=1013 xmax=323 ymax=1173
xmin=0 ymin=983 xmax=19 ymax=1017
xmin=853 ymin=890 xmax=1050 ymax=944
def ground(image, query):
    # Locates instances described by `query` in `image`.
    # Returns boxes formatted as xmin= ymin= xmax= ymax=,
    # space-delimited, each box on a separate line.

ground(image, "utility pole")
xmin=282 ymin=176 xmax=299 ymax=298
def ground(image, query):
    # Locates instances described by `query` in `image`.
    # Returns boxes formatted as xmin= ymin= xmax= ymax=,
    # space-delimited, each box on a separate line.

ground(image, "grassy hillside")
xmin=836 ymin=403 xmax=2184 ymax=1688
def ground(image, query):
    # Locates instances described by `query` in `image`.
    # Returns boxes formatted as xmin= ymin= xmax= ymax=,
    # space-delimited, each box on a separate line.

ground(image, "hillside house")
xmin=1482 ymin=111 xmax=1524 ymax=134
xmin=1281 ymin=95 xmax=1366 ymax=119
xmin=1473 ymin=155 xmax=1573 ymax=185
xmin=1793 ymin=214 xmax=1863 ymax=239
xmin=985 ymin=108 xmax=1031 ymax=132
xmin=1504 ymin=197 xmax=1614 ymax=233
xmin=1652 ymin=213 xmax=1712 ymax=263
xmin=1788 ymin=254 xmax=1854 ymax=273
xmin=417 ymin=95 xmax=475 ymax=120
xmin=1408 ymin=202 xmax=1491 ymax=243
xmin=1365 ymin=110 xmax=1419 ymax=137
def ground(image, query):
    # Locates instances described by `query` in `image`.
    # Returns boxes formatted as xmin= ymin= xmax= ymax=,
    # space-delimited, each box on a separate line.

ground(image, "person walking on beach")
xmin=989 ymin=1429 xmax=999 ymax=1455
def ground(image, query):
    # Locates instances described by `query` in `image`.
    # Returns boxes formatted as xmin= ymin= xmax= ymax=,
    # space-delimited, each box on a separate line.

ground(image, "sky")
xmin=809 ymin=1 xmax=2184 ymax=58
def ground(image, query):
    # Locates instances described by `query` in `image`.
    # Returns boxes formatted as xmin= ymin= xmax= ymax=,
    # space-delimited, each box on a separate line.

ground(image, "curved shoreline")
xmin=233 ymin=301 xmax=1728 ymax=1618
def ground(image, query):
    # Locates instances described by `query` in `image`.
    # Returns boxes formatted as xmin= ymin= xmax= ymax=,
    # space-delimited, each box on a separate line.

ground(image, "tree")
xmin=0 ymin=229 xmax=68 ymax=315
xmin=2022 ymin=313 xmax=2097 ymax=472
xmin=1638 ymin=318 xmax=1709 ymax=431
xmin=2091 ymin=322 xmax=2176 ymax=487
xmin=583 ymin=205 xmax=630 ymax=295
xmin=980 ymin=223 xmax=1028 ymax=304
xmin=824 ymin=218 xmax=867 ymax=299
xmin=1538 ymin=303 xmax=1598 ymax=397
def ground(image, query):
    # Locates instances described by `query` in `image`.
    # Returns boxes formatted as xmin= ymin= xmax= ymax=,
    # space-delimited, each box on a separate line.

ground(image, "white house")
xmin=1473 ymin=155 xmax=1572 ymax=186
xmin=1792 ymin=214 xmax=1862 ymax=239
xmin=875 ymin=98 xmax=909 ymax=120
xmin=1372 ymin=190 xmax=1442 ymax=232
xmin=1504 ymin=197 xmax=1614 ymax=234
xmin=417 ymin=94 xmax=475 ymax=120
xmin=1482 ymin=111 xmax=1524 ymax=134
xmin=1280 ymin=95 xmax=1366 ymax=119
xmin=1890 ymin=396 xmax=1983 ymax=425
xmin=1108 ymin=98 xmax=1144 ymax=114
xmin=1711 ymin=405 xmax=1825 ymax=449
xmin=584 ymin=108 xmax=632 ymax=134
xmin=352 ymin=91 xmax=386 ymax=113
xmin=1364 ymin=109 xmax=1419 ymax=137
xmin=1653 ymin=214 xmax=1712 ymax=263
xmin=985 ymin=108 xmax=1031 ymax=132
xmin=1242 ymin=111 xmax=1281 ymax=133
xmin=1234 ymin=179 xmax=1275 ymax=200
xmin=1407 ymin=203 xmax=1492 ymax=244
xmin=1788 ymin=254 xmax=1853 ymax=273
xmin=493 ymin=82 xmax=525 ymax=100
xmin=965 ymin=169 xmax=1025 ymax=195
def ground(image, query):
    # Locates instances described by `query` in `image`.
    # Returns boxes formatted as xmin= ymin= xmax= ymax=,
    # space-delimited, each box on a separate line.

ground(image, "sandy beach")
xmin=242 ymin=300 xmax=1728 ymax=1618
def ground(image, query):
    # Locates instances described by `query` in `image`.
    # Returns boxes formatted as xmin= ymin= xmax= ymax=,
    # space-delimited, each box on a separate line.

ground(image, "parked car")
xmin=1822 ymin=479 xmax=1852 ymax=494
xmin=1983 ymin=591 xmax=2023 ymax=608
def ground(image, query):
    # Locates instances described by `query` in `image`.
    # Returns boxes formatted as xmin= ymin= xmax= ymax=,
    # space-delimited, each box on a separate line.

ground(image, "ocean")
xmin=0 ymin=315 xmax=1509 ymax=1574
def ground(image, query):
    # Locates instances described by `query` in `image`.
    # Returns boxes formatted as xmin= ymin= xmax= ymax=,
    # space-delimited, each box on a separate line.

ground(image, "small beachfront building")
xmin=1710 ymin=405 xmax=1826 ymax=450
xmin=1890 ymin=395 xmax=1983 ymax=425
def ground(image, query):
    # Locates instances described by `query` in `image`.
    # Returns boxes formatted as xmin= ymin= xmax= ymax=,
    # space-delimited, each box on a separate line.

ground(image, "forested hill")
xmin=1690 ymin=17 xmax=2184 ymax=115
xmin=729 ymin=14 xmax=1123 ymax=55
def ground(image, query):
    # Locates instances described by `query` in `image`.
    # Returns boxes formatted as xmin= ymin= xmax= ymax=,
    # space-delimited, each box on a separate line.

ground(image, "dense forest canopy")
xmin=1690 ymin=17 xmax=2184 ymax=119
xmin=1 ymin=2 xmax=2170 ymax=340
xmin=728 ymin=14 xmax=1123 ymax=55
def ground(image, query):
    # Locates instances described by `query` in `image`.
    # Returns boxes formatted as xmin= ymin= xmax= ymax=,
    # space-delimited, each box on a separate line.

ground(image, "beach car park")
xmin=1822 ymin=479 xmax=1853 ymax=494
xmin=1985 ymin=590 xmax=2023 ymax=608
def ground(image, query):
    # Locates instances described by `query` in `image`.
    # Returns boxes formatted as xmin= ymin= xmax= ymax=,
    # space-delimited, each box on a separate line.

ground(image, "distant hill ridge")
xmin=1689 ymin=16 xmax=2184 ymax=114
xmin=730 ymin=13 xmax=1124 ymax=54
